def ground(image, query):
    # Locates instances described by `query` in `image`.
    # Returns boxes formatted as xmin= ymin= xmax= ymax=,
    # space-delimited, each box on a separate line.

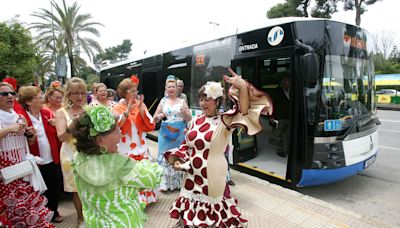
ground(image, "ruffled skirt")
xmin=0 ymin=179 xmax=54 ymax=227
xmin=169 ymin=190 xmax=247 ymax=227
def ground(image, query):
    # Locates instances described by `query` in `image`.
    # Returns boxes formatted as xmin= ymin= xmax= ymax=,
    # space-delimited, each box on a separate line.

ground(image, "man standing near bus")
xmin=177 ymin=79 xmax=188 ymax=105
xmin=269 ymin=76 xmax=291 ymax=157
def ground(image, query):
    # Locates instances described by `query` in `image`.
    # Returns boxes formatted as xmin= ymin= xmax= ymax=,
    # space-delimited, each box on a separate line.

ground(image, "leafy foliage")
xmin=372 ymin=31 xmax=400 ymax=74
xmin=267 ymin=0 xmax=307 ymax=18
xmin=0 ymin=18 xmax=38 ymax=85
xmin=267 ymin=0 xmax=380 ymax=25
xmin=30 ymin=0 xmax=103 ymax=78
xmin=342 ymin=0 xmax=380 ymax=25
xmin=94 ymin=39 xmax=132 ymax=64
xmin=311 ymin=0 xmax=339 ymax=18
xmin=77 ymin=64 xmax=98 ymax=90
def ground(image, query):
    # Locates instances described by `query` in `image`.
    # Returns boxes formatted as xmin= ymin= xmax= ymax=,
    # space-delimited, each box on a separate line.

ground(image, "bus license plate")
xmin=364 ymin=156 xmax=376 ymax=168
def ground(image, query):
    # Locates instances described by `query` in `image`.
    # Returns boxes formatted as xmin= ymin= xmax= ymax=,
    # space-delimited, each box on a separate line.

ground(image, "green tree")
xmin=94 ymin=39 xmax=132 ymax=64
xmin=0 ymin=18 xmax=38 ymax=85
xmin=35 ymin=49 xmax=54 ymax=89
xmin=77 ymin=64 xmax=98 ymax=90
xmin=389 ymin=45 xmax=400 ymax=64
xmin=30 ymin=0 xmax=103 ymax=78
xmin=267 ymin=0 xmax=306 ymax=18
xmin=342 ymin=0 xmax=380 ymax=25
xmin=267 ymin=0 xmax=338 ymax=19
xmin=311 ymin=0 xmax=339 ymax=18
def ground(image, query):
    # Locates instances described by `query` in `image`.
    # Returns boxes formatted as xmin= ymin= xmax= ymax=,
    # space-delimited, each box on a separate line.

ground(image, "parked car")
xmin=376 ymin=89 xmax=400 ymax=96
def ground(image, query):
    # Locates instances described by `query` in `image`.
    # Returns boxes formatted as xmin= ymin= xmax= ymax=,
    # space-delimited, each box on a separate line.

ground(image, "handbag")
xmin=161 ymin=122 xmax=180 ymax=140
xmin=0 ymin=160 xmax=34 ymax=184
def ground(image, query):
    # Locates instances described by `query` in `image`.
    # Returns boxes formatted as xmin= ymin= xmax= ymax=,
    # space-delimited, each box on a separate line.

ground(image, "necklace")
xmin=68 ymin=107 xmax=83 ymax=119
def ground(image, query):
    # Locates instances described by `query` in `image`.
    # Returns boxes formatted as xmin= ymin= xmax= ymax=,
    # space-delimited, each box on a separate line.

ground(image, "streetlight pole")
xmin=209 ymin=21 xmax=220 ymax=32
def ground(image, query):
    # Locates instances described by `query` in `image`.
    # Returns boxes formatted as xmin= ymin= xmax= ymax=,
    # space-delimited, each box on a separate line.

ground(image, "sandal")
xmin=51 ymin=215 xmax=64 ymax=223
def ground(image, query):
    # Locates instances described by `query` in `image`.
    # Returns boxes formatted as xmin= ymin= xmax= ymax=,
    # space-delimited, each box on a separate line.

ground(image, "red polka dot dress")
xmin=166 ymin=114 xmax=249 ymax=227
xmin=0 ymin=110 xmax=54 ymax=227
xmin=165 ymin=83 xmax=273 ymax=227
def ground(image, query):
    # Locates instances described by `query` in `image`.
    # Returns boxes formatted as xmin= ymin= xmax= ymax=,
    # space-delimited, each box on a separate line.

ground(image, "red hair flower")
xmin=130 ymin=75 xmax=139 ymax=85
xmin=2 ymin=77 xmax=17 ymax=90
xmin=51 ymin=81 xmax=62 ymax=88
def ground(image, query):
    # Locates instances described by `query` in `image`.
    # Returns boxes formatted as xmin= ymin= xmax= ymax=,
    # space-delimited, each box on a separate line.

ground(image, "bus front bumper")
xmin=297 ymin=153 xmax=377 ymax=187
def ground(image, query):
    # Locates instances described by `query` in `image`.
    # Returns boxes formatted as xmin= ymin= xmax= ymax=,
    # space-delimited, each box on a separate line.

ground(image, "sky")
xmin=1 ymin=0 xmax=399 ymax=60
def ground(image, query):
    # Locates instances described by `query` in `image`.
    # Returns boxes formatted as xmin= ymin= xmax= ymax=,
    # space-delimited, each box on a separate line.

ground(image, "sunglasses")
xmin=0 ymin=91 xmax=16 ymax=96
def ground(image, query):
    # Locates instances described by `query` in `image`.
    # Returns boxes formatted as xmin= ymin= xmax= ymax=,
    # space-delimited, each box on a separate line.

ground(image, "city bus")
xmin=100 ymin=18 xmax=379 ymax=187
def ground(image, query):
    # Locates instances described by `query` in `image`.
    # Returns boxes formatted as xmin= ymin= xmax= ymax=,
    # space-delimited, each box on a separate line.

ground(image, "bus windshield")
xmin=317 ymin=55 xmax=375 ymax=135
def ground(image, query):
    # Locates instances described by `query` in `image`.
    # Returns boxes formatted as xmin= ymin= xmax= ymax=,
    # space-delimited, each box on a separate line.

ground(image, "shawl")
xmin=113 ymin=100 xmax=155 ymax=139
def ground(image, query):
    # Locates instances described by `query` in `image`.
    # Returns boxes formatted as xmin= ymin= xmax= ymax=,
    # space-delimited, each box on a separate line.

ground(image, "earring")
xmin=67 ymin=100 xmax=72 ymax=109
xmin=99 ymin=145 xmax=108 ymax=154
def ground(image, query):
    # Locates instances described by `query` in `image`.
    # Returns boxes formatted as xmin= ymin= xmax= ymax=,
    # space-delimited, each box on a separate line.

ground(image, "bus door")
xmin=231 ymin=53 xmax=293 ymax=181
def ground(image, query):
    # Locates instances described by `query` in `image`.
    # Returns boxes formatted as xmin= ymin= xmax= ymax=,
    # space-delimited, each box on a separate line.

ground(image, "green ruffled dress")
xmin=73 ymin=152 xmax=162 ymax=228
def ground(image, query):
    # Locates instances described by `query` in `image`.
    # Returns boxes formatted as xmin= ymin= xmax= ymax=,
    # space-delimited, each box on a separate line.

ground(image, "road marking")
xmin=379 ymin=119 xmax=400 ymax=123
xmin=379 ymin=146 xmax=400 ymax=151
xmin=378 ymin=129 xmax=400 ymax=134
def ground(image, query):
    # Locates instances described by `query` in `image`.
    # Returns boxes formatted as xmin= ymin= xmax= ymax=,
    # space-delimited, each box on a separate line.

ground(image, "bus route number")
xmin=196 ymin=55 xmax=205 ymax=66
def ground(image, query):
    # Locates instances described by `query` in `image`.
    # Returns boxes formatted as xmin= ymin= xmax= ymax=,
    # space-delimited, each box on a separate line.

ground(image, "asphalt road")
xmin=298 ymin=110 xmax=400 ymax=227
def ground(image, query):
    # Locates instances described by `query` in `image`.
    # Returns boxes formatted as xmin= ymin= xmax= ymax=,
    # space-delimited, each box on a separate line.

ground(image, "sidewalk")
xmin=56 ymin=140 xmax=390 ymax=228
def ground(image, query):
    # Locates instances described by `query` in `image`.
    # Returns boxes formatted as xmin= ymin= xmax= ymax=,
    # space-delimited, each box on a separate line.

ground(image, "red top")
xmin=15 ymin=107 xmax=61 ymax=164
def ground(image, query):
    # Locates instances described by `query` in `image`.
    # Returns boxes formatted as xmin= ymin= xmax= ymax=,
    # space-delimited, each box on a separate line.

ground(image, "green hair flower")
xmin=86 ymin=105 xmax=116 ymax=137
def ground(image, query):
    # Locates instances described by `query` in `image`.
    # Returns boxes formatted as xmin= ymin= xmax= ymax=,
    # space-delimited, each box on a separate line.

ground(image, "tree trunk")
xmin=68 ymin=50 xmax=75 ymax=78
xmin=66 ymin=42 xmax=75 ymax=78
xmin=302 ymin=0 xmax=310 ymax=17
xmin=355 ymin=0 xmax=361 ymax=26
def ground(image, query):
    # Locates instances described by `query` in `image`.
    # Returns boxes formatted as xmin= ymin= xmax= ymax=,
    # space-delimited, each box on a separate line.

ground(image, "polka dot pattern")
xmin=167 ymin=115 xmax=248 ymax=227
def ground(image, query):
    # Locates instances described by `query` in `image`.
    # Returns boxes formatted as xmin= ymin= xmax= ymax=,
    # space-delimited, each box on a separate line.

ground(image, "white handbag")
xmin=0 ymin=140 xmax=47 ymax=195
xmin=0 ymin=160 xmax=34 ymax=184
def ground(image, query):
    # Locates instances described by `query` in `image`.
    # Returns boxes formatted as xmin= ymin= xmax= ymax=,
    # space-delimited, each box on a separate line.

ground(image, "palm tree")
xmin=30 ymin=0 xmax=103 ymax=77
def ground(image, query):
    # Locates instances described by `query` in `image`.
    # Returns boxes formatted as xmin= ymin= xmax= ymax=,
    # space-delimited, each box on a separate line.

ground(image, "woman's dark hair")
xmin=69 ymin=112 xmax=116 ymax=155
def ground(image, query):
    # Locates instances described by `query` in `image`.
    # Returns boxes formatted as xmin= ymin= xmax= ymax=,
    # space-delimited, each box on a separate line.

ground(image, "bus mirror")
xmin=301 ymin=53 xmax=319 ymax=84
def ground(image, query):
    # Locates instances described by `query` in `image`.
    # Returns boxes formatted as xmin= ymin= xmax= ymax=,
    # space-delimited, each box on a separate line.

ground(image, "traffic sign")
xmin=324 ymin=119 xmax=343 ymax=131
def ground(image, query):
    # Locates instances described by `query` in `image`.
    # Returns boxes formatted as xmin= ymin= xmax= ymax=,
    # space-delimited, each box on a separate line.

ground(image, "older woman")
xmin=153 ymin=75 xmax=192 ymax=192
xmin=89 ymin=83 xmax=115 ymax=108
xmin=71 ymin=105 xmax=162 ymax=227
xmin=0 ymin=82 xmax=54 ymax=227
xmin=55 ymin=77 xmax=86 ymax=227
xmin=43 ymin=81 xmax=64 ymax=114
xmin=16 ymin=86 xmax=63 ymax=223
xmin=113 ymin=75 xmax=157 ymax=205
xmin=165 ymin=68 xmax=273 ymax=227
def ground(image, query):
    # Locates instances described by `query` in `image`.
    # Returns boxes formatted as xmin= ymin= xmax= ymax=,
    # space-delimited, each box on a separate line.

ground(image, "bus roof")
xmin=100 ymin=17 xmax=359 ymax=71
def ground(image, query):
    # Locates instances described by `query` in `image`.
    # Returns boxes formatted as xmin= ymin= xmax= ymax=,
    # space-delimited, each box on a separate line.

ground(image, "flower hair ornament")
xmin=2 ymin=77 xmax=17 ymax=90
xmin=50 ymin=81 xmax=62 ymax=88
xmin=204 ymin=81 xmax=224 ymax=99
xmin=130 ymin=75 xmax=139 ymax=85
xmin=81 ymin=105 xmax=116 ymax=137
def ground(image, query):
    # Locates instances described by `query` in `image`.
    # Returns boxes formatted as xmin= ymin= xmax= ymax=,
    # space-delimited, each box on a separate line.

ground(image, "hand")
xmin=269 ymin=118 xmax=278 ymax=128
xmin=137 ymin=94 xmax=145 ymax=111
xmin=25 ymin=126 xmax=37 ymax=138
xmin=126 ymin=96 xmax=137 ymax=113
xmin=223 ymin=68 xmax=246 ymax=89
xmin=173 ymin=160 xmax=182 ymax=171
xmin=137 ymin=94 xmax=144 ymax=105
xmin=8 ymin=123 xmax=26 ymax=135
xmin=155 ymin=113 xmax=165 ymax=122
xmin=180 ymin=106 xmax=190 ymax=117
xmin=47 ymin=118 xmax=56 ymax=126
